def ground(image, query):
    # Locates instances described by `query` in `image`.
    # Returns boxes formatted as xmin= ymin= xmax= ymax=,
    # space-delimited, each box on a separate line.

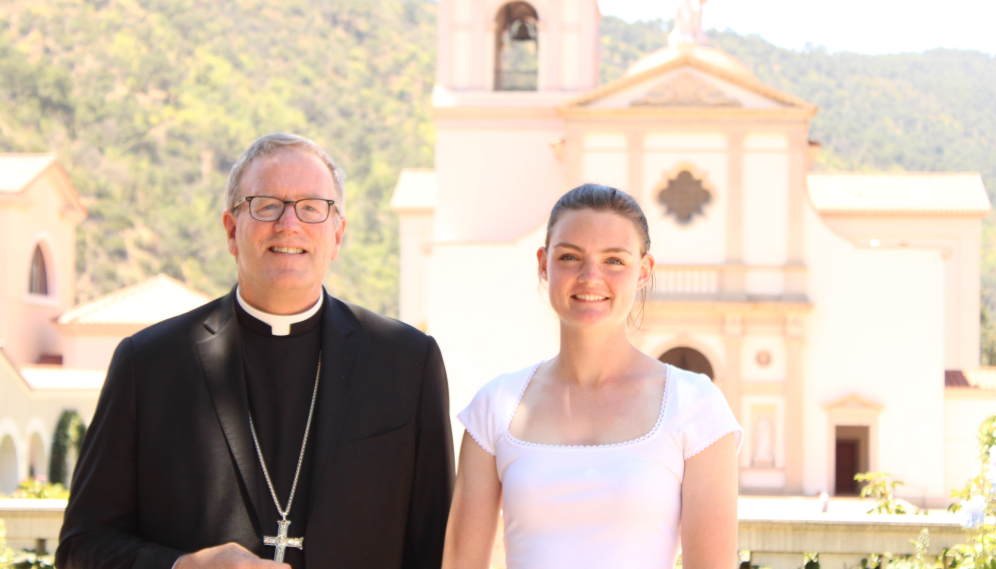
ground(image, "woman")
xmin=442 ymin=184 xmax=742 ymax=569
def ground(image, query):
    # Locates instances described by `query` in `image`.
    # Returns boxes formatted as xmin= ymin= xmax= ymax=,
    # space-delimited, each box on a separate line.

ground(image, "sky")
xmin=597 ymin=0 xmax=996 ymax=55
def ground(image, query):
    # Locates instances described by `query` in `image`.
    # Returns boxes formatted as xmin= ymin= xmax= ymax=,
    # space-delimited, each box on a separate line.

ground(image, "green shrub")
xmin=855 ymin=472 xmax=924 ymax=515
xmin=0 ymin=520 xmax=14 ymax=569
xmin=48 ymin=410 xmax=86 ymax=487
xmin=947 ymin=415 xmax=996 ymax=569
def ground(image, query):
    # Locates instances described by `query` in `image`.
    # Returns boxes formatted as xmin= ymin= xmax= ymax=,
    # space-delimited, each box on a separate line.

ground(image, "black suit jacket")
xmin=56 ymin=290 xmax=455 ymax=569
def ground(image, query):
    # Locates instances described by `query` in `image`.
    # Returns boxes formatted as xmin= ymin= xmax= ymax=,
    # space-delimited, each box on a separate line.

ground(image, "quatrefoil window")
xmin=658 ymin=170 xmax=711 ymax=224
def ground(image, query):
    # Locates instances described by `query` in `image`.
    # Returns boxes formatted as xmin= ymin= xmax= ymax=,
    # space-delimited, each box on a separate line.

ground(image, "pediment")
xmin=560 ymin=48 xmax=816 ymax=118
xmin=822 ymin=393 xmax=883 ymax=412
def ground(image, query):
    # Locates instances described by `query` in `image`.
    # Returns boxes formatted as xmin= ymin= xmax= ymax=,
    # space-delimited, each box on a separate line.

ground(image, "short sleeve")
xmin=457 ymin=375 xmax=506 ymax=457
xmin=674 ymin=370 xmax=744 ymax=460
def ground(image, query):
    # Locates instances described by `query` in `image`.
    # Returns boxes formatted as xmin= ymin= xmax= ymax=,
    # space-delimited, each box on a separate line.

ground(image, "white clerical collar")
xmin=235 ymin=286 xmax=323 ymax=336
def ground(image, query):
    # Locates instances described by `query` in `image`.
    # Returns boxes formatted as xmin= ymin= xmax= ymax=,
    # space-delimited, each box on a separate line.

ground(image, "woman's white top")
xmin=458 ymin=362 xmax=743 ymax=569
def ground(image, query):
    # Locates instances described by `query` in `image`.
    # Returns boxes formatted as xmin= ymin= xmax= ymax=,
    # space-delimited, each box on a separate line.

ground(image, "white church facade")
xmin=392 ymin=0 xmax=996 ymax=504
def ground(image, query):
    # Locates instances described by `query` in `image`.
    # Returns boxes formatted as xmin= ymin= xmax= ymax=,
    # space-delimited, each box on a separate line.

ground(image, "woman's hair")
xmin=543 ymin=183 xmax=654 ymax=327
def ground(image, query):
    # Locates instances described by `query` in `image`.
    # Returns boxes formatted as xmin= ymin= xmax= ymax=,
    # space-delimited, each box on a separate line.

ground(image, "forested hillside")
xmin=1 ymin=3 xmax=995 ymax=357
xmin=0 ymin=0 xmax=436 ymax=316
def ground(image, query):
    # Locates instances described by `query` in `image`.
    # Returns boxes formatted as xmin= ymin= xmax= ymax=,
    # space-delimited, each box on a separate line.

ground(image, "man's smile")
xmin=269 ymin=246 xmax=307 ymax=254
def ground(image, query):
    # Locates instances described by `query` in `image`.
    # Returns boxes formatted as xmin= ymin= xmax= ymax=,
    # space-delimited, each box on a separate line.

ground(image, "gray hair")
xmin=224 ymin=133 xmax=346 ymax=217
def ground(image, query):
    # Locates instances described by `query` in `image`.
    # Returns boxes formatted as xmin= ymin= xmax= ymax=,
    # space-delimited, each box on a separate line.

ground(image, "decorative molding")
xmin=632 ymin=73 xmax=741 ymax=108
xmin=558 ymin=50 xmax=818 ymax=112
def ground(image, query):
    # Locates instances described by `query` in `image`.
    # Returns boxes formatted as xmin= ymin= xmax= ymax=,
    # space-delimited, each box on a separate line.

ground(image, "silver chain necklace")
xmin=248 ymin=353 xmax=321 ymax=563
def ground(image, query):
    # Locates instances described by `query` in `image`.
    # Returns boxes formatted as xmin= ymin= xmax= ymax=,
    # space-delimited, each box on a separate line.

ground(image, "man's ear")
xmin=327 ymin=216 xmax=347 ymax=261
xmin=222 ymin=210 xmax=238 ymax=257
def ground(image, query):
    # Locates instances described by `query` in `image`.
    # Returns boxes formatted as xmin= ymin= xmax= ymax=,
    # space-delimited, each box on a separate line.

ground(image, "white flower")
xmin=961 ymin=496 xmax=986 ymax=529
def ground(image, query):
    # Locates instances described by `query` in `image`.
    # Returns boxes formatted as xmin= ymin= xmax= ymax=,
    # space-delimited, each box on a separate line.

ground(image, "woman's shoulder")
xmin=457 ymin=361 xmax=543 ymax=456
xmin=472 ymin=361 xmax=541 ymax=404
xmin=666 ymin=364 xmax=721 ymax=402
xmin=663 ymin=364 xmax=743 ymax=459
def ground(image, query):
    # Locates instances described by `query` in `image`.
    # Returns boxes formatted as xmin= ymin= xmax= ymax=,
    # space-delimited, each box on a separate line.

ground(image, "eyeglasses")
xmin=232 ymin=196 xmax=337 ymax=224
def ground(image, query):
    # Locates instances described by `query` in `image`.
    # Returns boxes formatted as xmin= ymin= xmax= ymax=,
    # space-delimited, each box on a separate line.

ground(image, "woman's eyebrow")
xmin=552 ymin=243 xmax=633 ymax=255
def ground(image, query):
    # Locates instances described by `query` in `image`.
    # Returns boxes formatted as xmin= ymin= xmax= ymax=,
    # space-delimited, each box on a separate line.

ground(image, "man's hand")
xmin=175 ymin=543 xmax=289 ymax=569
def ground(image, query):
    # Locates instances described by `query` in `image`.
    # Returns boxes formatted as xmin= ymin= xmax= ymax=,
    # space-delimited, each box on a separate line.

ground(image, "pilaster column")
xmin=626 ymin=130 xmax=644 ymax=204
xmin=722 ymin=314 xmax=744 ymax=426
xmin=563 ymin=126 xmax=583 ymax=192
xmin=784 ymin=313 xmax=806 ymax=494
xmin=724 ymin=131 xmax=745 ymax=300
xmin=786 ymin=128 xmax=808 ymax=300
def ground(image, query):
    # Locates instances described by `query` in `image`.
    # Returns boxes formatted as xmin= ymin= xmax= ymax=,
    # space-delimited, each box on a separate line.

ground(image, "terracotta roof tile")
xmin=946 ymin=368 xmax=996 ymax=390
xmin=945 ymin=370 xmax=971 ymax=387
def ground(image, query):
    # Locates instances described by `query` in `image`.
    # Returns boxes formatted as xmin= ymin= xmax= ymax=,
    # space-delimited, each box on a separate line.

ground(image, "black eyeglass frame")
xmin=232 ymin=196 xmax=338 ymax=224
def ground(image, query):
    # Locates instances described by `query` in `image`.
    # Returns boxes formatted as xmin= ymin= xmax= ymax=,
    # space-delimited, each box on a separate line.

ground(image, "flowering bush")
xmin=948 ymin=415 xmax=996 ymax=569
xmin=6 ymin=479 xmax=68 ymax=501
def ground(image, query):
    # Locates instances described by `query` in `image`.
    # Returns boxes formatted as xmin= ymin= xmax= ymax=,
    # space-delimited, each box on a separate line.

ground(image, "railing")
xmin=656 ymin=265 xmax=720 ymax=295
xmin=653 ymin=264 xmax=809 ymax=301
xmin=2 ymin=498 xmax=967 ymax=569
xmin=495 ymin=71 xmax=537 ymax=91
xmin=0 ymin=499 xmax=66 ymax=555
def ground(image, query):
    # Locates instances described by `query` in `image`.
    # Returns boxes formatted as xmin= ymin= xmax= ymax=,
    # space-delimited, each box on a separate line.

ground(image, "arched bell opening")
xmin=658 ymin=346 xmax=715 ymax=380
xmin=494 ymin=2 xmax=538 ymax=91
xmin=28 ymin=243 xmax=50 ymax=296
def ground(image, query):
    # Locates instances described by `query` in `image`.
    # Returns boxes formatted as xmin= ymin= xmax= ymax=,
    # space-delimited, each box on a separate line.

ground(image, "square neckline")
xmin=503 ymin=362 xmax=672 ymax=451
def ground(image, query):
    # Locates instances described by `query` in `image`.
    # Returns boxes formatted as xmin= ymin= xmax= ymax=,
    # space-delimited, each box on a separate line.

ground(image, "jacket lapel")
xmin=308 ymin=294 xmax=364 ymax=517
xmin=195 ymin=289 xmax=264 ymax=524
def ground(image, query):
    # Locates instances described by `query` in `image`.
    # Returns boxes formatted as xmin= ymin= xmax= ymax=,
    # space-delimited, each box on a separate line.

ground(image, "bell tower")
xmin=436 ymin=0 xmax=601 ymax=92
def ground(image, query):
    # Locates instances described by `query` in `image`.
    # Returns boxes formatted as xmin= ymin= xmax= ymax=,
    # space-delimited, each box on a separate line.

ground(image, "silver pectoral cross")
xmin=263 ymin=519 xmax=304 ymax=563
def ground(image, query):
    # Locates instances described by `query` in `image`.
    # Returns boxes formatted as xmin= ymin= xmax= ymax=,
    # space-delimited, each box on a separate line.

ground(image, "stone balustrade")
xmin=0 ymin=499 xmax=67 ymax=555
xmin=2 ymin=497 xmax=970 ymax=569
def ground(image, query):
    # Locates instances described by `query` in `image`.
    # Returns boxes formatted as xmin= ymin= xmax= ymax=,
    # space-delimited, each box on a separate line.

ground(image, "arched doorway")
xmin=659 ymin=347 xmax=714 ymax=380
xmin=29 ymin=433 xmax=45 ymax=479
xmin=0 ymin=435 xmax=18 ymax=495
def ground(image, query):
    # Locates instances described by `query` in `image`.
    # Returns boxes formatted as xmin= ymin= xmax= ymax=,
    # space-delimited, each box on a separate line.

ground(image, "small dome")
xmin=625 ymin=44 xmax=756 ymax=81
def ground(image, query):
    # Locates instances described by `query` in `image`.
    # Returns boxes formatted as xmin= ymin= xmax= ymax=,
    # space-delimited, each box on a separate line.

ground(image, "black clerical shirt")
xmin=236 ymin=300 xmax=324 ymax=569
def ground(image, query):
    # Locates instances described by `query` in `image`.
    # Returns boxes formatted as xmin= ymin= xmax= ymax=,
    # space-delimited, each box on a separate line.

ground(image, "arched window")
xmin=659 ymin=347 xmax=714 ymax=380
xmin=28 ymin=244 xmax=49 ymax=295
xmin=494 ymin=2 xmax=538 ymax=91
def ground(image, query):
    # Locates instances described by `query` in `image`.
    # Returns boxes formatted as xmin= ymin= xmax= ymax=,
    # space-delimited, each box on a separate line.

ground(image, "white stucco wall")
xmin=0 ymin=172 xmax=77 ymax=367
xmin=427 ymin=224 xmax=560 ymax=450
xmin=397 ymin=213 xmax=435 ymax=329
xmin=61 ymin=335 xmax=126 ymax=370
xmin=644 ymin=141 xmax=728 ymax=266
xmin=743 ymin=136 xmax=789 ymax=296
xmin=435 ymin=128 xmax=564 ymax=242
xmin=803 ymin=203 xmax=947 ymax=501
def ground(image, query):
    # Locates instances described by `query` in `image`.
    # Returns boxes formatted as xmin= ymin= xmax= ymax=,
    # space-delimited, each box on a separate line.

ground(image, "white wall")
xmin=62 ymin=334 xmax=125 ymax=370
xmin=435 ymin=128 xmax=564 ymax=242
xmin=427 ymin=224 xmax=560 ymax=449
xmin=643 ymin=140 xmax=728 ymax=265
xmin=397 ymin=213 xmax=435 ymax=329
xmin=743 ymin=135 xmax=789 ymax=296
xmin=803 ymin=204 xmax=947 ymax=500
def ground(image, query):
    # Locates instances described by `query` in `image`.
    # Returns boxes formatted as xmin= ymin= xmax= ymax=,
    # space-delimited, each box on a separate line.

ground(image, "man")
xmin=57 ymin=134 xmax=455 ymax=569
